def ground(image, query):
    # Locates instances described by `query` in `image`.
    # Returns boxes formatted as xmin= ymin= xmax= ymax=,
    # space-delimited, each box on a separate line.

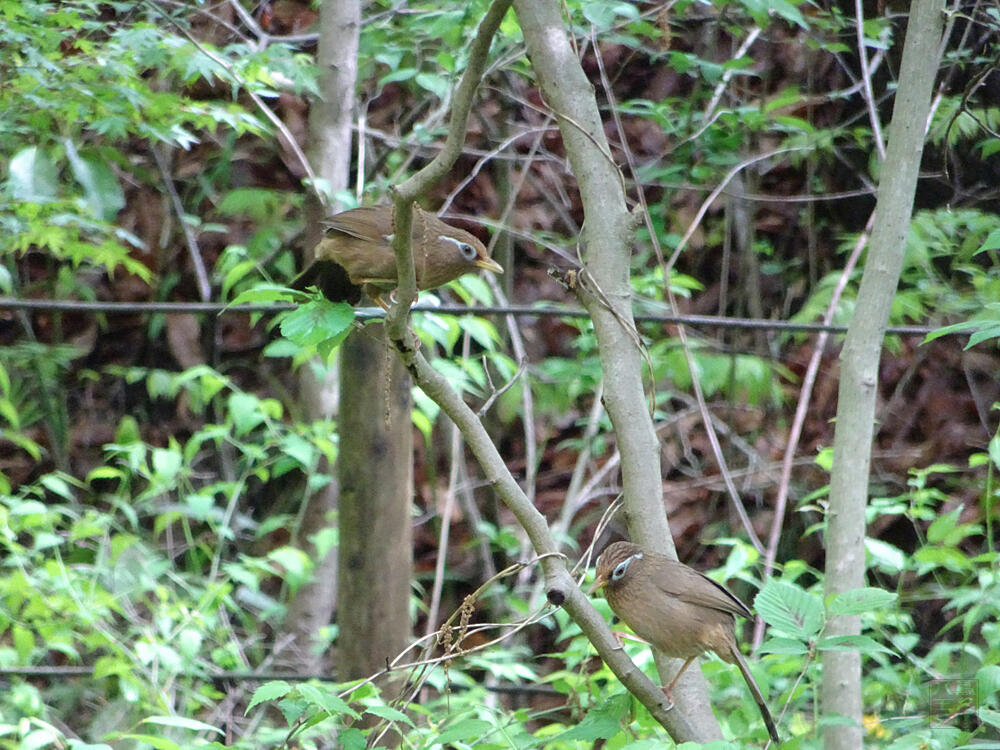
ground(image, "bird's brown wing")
xmin=650 ymin=557 xmax=753 ymax=619
xmin=321 ymin=206 xmax=394 ymax=241
xmin=323 ymin=240 xmax=397 ymax=286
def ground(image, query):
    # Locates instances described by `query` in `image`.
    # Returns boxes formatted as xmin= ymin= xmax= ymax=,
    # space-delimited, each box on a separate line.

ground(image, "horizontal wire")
xmin=0 ymin=296 xmax=947 ymax=336
xmin=0 ymin=665 xmax=561 ymax=694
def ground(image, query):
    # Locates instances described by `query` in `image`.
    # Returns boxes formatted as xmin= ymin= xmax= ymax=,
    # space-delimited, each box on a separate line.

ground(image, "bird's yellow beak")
xmin=587 ymin=573 xmax=608 ymax=596
xmin=474 ymin=257 xmax=504 ymax=274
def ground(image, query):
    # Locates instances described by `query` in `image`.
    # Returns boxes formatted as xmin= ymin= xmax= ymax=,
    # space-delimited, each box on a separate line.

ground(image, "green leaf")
xmin=816 ymin=634 xmax=896 ymax=655
xmin=229 ymin=283 xmax=304 ymax=305
xmin=141 ymin=716 xmax=224 ymax=735
xmin=583 ymin=1 xmax=639 ymax=29
xmin=976 ymin=665 xmax=1000 ymax=697
xmin=278 ymin=299 xmax=355 ymax=349
xmin=827 ymin=587 xmax=898 ymax=615
xmin=865 ymin=537 xmax=906 ymax=573
xmin=415 ymin=72 xmax=451 ymax=100
xmin=754 ymin=579 xmax=824 ymax=638
xmin=64 ymin=140 xmax=125 ymax=221
xmin=736 ymin=0 xmax=808 ymax=29
xmin=379 ymin=67 xmax=417 ymax=86
xmin=246 ymin=680 xmax=293 ymax=712
xmin=979 ymin=707 xmax=1000 ymax=731
xmin=8 ymin=147 xmax=59 ymax=201
xmin=975 ymin=228 xmax=1000 ymax=254
xmin=267 ymin=546 xmax=312 ymax=588
xmin=914 ymin=545 xmax=972 ymax=574
xmin=228 ymin=392 xmax=266 ymax=436
xmin=118 ymin=736 xmax=181 ymax=750
xmin=550 ymin=692 xmax=630 ymax=742
xmin=298 ymin=683 xmax=361 ymax=720
xmin=758 ymin=636 xmax=809 ymax=655
xmin=337 ymin=728 xmax=366 ymax=750
xmin=151 ymin=445 xmax=183 ymax=482
xmin=13 ymin=624 xmax=35 ymax=661
xmin=33 ymin=532 xmax=64 ymax=551
xmin=436 ymin=719 xmax=495 ymax=745
xmin=364 ymin=703 xmax=416 ymax=728
xmin=967 ymin=324 xmax=1000 ymax=348
xmin=279 ymin=433 xmax=316 ymax=468
xmin=22 ymin=727 xmax=62 ymax=750
xmin=222 ymin=259 xmax=260 ymax=299
xmin=40 ymin=472 xmax=76 ymax=500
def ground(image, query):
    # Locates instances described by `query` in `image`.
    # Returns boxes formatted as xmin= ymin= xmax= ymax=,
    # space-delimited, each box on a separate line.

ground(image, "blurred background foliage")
xmin=0 ymin=0 xmax=999 ymax=748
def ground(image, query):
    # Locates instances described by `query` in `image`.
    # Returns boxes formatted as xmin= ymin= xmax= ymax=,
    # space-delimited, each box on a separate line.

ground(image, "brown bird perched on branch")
xmin=591 ymin=541 xmax=780 ymax=744
xmin=292 ymin=205 xmax=503 ymax=307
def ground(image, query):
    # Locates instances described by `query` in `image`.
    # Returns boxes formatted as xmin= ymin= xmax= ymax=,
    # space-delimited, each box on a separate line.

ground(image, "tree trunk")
xmin=822 ymin=3 xmax=945 ymax=749
xmin=337 ymin=325 xmax=413 ymax=690
xmin=513 ymin=0 xmax=719 ymax=742
xmin=283 ymin=0 xmax=361 ymax=675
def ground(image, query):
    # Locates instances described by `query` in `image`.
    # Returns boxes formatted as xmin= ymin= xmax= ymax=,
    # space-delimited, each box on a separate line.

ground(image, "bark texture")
xmin=337 ymin=327 xmax=413 ymax=685
xmin=284 ymin=0 xmax=361 ymax=674
xmin=512 ymin=0 xmax=720 ymax=741
xmin=822 ymin=3 xmax=945 ymax=749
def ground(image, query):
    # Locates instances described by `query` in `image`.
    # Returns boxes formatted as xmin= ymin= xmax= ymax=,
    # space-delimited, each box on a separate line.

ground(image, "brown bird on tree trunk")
xmin=293 ymin=205 xmax=503 ymax=307
xmin=591 ymin=541 xmax=780 ymax=744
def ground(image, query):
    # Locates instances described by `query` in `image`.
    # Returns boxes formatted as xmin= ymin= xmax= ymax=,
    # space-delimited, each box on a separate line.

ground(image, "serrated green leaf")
xmin=298 ymin=683 xmax=361 ymax=719
xmin=279 ymin=299 xmax=355 ymax=348
xmin=827 ymin=587 xmax=898 ymax=615
xmin=817 ymin=634 xmax=895 ymax=655
xmin=754 ymin=579 xmax=824 ymax=638
xmin=246 ymin=680 xmax=293 ymax=712
xmin=550 ymin=693 xmax=630 ymax=742
xmin=758 ymin=636 xmax=809 ymax=655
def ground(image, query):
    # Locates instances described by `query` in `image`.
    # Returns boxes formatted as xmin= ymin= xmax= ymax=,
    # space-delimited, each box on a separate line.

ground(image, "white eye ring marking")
xmin=440 ymin=235 xmax=478 ymax=260
xmin=611 ymin=552 xmax=642 ymax=581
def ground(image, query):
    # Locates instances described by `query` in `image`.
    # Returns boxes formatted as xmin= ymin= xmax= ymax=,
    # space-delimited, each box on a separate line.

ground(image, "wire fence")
xmin=0 ymin=297 xmax=949 ymax=337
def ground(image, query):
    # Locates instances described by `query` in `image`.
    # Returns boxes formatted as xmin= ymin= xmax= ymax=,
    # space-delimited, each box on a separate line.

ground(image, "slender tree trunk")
xmin=822 ymin=3 xmax=945 ymax=749
xmin=284 ymin=0 xmax=360 ymax=674
xmin=513 ymin=0 xmax=719 ymax=742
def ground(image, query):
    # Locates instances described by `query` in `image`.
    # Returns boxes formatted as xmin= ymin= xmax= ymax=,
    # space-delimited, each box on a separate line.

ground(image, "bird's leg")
xmin=608 ymin=629 xmax=626 ymax=650
xmin=661 ymin=656 xmax=697 ymax=709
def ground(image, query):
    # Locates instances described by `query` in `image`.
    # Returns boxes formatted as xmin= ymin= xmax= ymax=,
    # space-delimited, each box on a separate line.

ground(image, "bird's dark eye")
xmin=439 ymin=235 xmax=479 ymax=261
xmin=611 ymin=552 xmax=643 ymax=582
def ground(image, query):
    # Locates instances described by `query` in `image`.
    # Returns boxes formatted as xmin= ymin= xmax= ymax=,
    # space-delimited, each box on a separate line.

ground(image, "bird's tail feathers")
xmin=291 ymin=260 xmax=361 ymax=304
xmin=730 ymin=645 xmax=780 ymax=745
